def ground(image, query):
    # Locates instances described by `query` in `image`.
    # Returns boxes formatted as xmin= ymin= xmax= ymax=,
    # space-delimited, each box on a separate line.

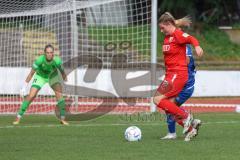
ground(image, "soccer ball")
xmin=124 ymin=126 xmax=142 ymax=141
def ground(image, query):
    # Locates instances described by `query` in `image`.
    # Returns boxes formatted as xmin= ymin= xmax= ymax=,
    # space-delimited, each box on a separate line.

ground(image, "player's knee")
xmin=26 ymin=95 xmax=36 ymax=102
xmin=56 ymin=94 xmax=63 ymax=100
xmin=153 ymin=91 xmax=166 ymax=105
xmin=153 ymin=96 xmax=163 ymax=105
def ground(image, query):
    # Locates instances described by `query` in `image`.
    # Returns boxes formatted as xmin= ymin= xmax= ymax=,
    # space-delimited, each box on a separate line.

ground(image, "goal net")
xmin=0 ymin=0 xmax=154 ymax=116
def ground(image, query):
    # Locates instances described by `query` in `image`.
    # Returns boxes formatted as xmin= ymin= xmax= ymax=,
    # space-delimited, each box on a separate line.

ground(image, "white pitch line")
xmin=0 ymin=121 xmax=240 ymax=129
xmin=183 ymin=104 xmax=237 ymax=107
xmin=0 ymin=101 xmax=150 ymax=106
xmin=0 ymin=102 xmax=238 ymax=107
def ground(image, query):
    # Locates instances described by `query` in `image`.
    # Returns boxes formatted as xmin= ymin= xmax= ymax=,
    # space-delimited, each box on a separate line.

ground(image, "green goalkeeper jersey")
xmin=32 ymin=55 xmax=64 ymax=78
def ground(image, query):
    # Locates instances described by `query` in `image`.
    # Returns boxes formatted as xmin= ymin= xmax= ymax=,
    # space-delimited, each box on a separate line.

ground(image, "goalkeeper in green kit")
xmin=13 ymin=44 xmax=69 ymax=125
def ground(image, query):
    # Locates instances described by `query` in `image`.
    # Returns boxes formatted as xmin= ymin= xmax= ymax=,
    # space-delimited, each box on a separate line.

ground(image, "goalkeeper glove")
xmin=20 ymin=82 xmax=28 ymax=98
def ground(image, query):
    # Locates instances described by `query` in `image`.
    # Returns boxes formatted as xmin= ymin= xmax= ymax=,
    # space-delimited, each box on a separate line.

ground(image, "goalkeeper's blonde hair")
xmin=159 ymin=12 xmax=191 ymax=27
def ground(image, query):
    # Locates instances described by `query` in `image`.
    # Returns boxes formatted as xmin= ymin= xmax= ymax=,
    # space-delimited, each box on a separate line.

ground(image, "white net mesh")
xmin=0 ymin=0 xmax=152 ymax=115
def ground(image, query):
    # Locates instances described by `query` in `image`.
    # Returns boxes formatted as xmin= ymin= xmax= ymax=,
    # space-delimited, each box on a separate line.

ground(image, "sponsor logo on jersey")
xmin=169 ymin=37 xmax=174 ymax=43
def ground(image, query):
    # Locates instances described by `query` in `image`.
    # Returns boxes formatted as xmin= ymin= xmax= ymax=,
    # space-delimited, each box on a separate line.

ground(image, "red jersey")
xmin=162 ymin=29 xmax=199 ymax=72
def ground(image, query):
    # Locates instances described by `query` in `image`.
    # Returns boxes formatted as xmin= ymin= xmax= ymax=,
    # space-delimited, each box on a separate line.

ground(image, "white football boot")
xmin=60 ymin=116 xmax=69 ymax=125
xmin=161 ymin=133 xmax=177 ymax=140
xmin=13 ymin=117 xmax=21 ymax=125
xmin=184 ymin=128 xmax=197 ymax=142
xmin=192 ymin=119 xmax=202 ymax=137
xmin=13 ymin=115 xmax=21 ymax=125
xmin=192 ymin=119 xmax=201 ymax=129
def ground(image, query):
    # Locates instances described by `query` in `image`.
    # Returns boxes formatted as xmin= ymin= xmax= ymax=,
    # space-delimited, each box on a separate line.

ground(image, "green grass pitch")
xmin=0 ymin=113 xmax=240 ymax=160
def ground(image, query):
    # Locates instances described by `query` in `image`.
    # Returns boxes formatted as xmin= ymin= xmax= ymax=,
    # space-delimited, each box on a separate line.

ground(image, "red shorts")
xmin=157 ymin=71 xmax=188 ymax=98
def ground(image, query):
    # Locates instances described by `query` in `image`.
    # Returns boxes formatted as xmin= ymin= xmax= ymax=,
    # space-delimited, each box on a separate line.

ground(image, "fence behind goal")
xmin=0 ymin=0 xmax=155 ymax=115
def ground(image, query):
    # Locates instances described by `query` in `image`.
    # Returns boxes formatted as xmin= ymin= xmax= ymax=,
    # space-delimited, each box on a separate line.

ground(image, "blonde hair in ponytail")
xmin=175 ymin=16 xmax=192 ymax=27
xmin=159 ymin=12 xmax=191 ymax=27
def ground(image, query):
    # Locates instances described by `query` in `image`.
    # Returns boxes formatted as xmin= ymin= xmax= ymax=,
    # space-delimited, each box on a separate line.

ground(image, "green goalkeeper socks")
xmin=18 ymin=99 xmax=66 ymax=118
xmin=18 ymin=100 xmax=31 ymax=116
xmin=57 ymin=98 xmax=66 ymax=118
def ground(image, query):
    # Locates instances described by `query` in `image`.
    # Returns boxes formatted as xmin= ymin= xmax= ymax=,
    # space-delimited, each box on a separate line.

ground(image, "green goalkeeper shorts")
xmin=31 ymin=73 xmax=61 ymax=90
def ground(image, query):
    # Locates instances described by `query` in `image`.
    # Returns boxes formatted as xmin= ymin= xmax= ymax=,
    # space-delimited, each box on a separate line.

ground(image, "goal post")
xmin=0 ymin=0 xmax=157 ymax=115
xmin=150 ymin=0 xmax=158 ymax=112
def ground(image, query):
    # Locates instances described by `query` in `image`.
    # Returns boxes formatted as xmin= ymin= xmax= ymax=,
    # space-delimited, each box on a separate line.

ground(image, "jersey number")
xmin=33 ymin=79 xmax=37 ymax=83
xmin=162 ymin=45 xmax=170 ymax=52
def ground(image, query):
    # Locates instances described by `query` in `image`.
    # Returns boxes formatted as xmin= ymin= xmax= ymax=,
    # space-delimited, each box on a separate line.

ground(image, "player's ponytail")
xmin=159 ymin=12 xmax=191 ymax=27
xmin=44 ymin=44 xmax=54 ymax=53
xmin=175 ymin=16 xmax=192 ymax=27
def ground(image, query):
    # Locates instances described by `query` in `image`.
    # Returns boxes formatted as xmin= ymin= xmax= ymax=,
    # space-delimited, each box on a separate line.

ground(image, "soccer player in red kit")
xmin=153 ymin=12 xmax=203 ymax=141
